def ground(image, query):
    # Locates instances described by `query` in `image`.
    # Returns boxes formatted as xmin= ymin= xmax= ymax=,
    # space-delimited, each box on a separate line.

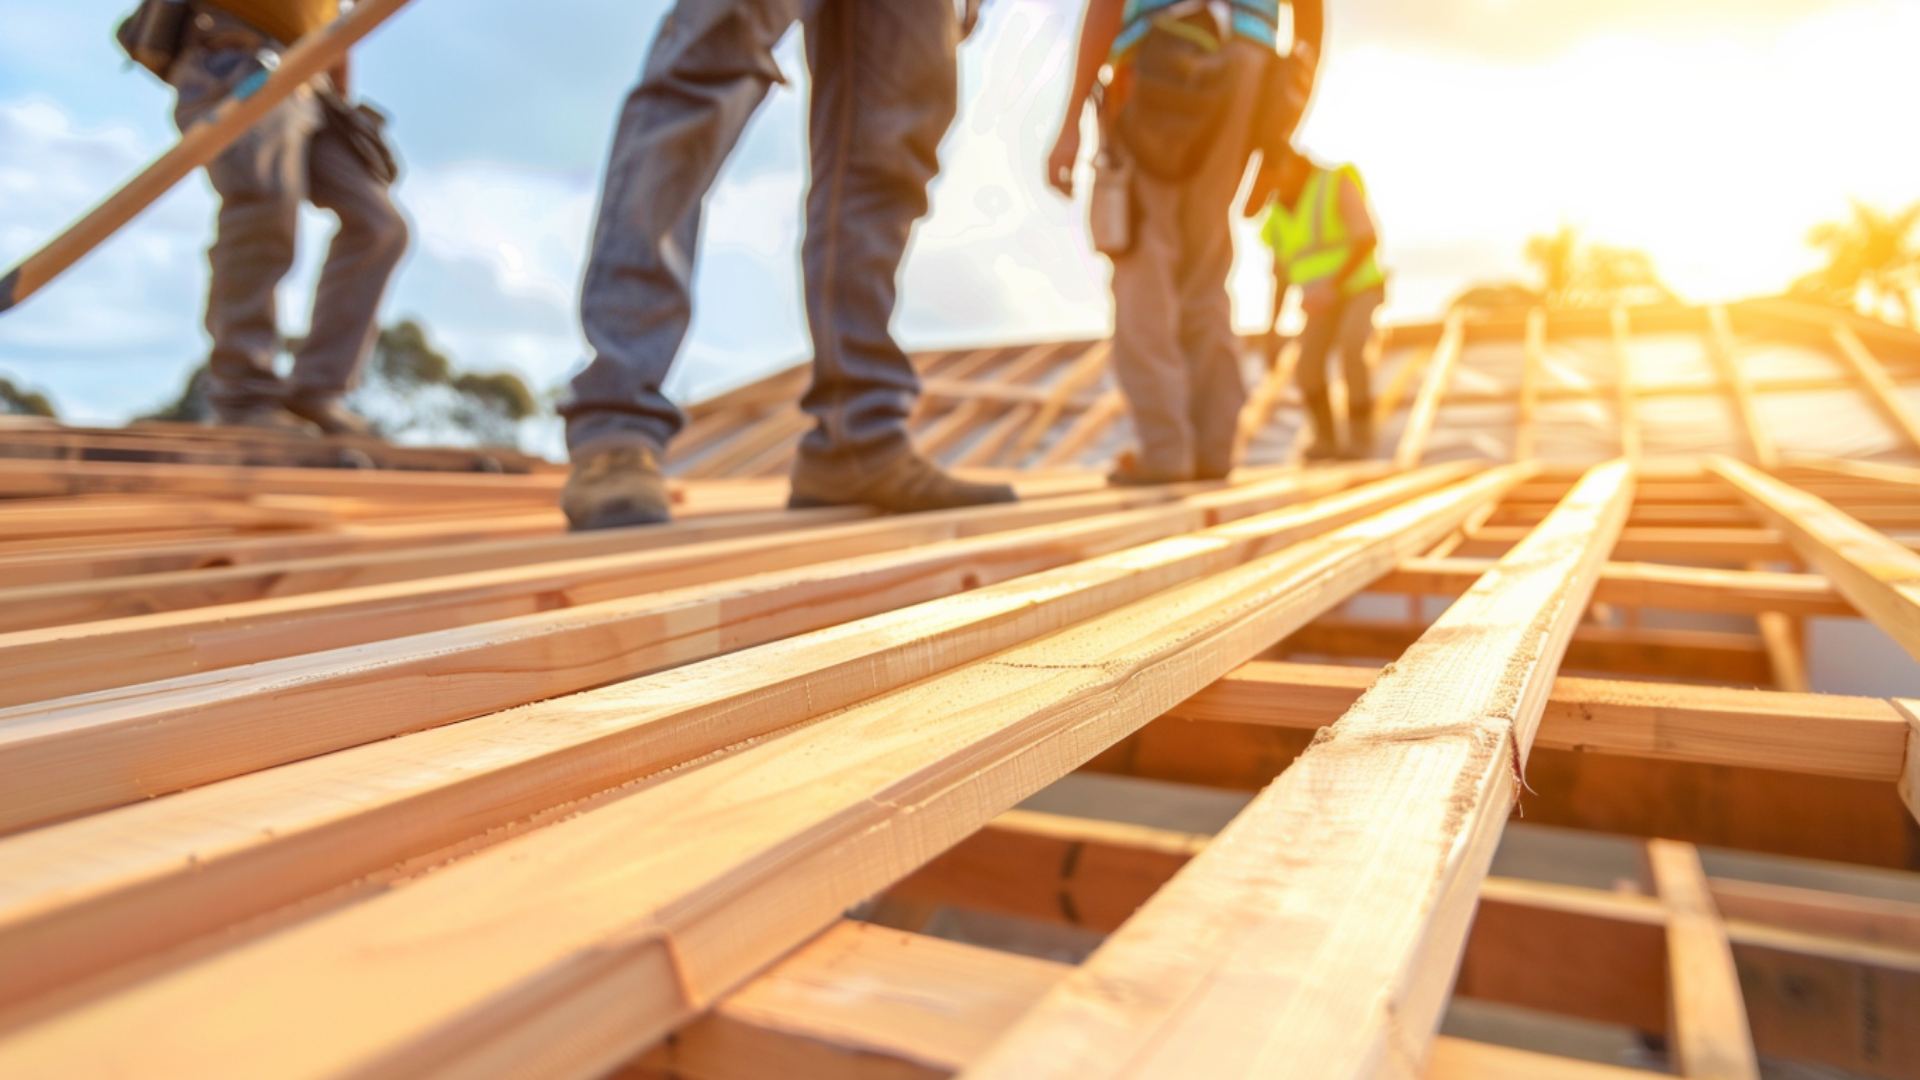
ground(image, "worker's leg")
xmin=171 ymin=30 xmax=318 ymax=422
xmin=1294 ymin=300 xmax=1342 ymax=455
xmin=794 ymin=0 xmax=953 ymax=459
xmin=564 ymin=0 xmax=800 ymax=457
xmin=784 ymin=0 xmax=1012 ymax=512
xmin=1173 ymin=42 xmax=1263 ymax=480
xmin=293 ymin=113 xmax=409 ymax=414
xmin=1334 ymin=285 xmax=1383 ymax=457
xmin=1109 ymin=160 xmax=1196 ymax=480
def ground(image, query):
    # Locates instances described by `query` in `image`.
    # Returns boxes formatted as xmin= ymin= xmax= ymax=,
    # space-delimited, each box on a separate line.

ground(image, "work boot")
xmin=1106 ymin=449 xmax=1190 ymax=487
xmin=563 ymin=444 xmax=672 ymax=531
xmin=212 ymin=403 xmax=317 ymax=435
xmin=789 ymin=441 xmax=1016 ymax=513
xmin=285 ymin=392 xmax=375 ymax=437
xmin=1342 ymin=414 xmax=1376 ymax=461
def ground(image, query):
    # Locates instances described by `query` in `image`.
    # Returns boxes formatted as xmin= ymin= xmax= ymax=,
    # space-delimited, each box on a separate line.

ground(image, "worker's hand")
xmin=1301 ymin=281 xmax=1338 ymax=314
xmin=1046 ymin=123 xmax=1080 ymax=197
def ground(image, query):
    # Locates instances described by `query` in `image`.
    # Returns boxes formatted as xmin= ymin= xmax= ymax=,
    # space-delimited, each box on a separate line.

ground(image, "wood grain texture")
xmin=1379 ymin=557 xmax=1853 ymax=618
xmin=1705 ymin=305 xmax=1777 ymax=469
xmin=0 ymin=466 xmax=1409 ymax=837
xmin=0 ymin=466 xmax=1525 ymax=1079
xmin=1832 ymin=324 xmax=1920 ymax=454
xmin=966 ymin=460 xmax=1633 ymax=1080
xmin=1423 ymin=1037 xmax=1654 ymax=1080
xmin=1710 ymin=456 xmax=1920 ymax=662
xmin=1901 ymin=699 xmax=1920 ymax=827
xmin=1647 ymin=840 xmax=1761 ymax=1080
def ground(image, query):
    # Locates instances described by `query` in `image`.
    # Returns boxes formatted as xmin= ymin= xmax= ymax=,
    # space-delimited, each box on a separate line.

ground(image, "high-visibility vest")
xmin=1262 ymin=163 xmax=1385 ymax=296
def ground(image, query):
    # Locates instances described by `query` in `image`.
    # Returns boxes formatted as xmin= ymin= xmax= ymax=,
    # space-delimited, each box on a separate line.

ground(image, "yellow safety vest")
xmin=1262 ymin=163 xmax=1385 ymax=296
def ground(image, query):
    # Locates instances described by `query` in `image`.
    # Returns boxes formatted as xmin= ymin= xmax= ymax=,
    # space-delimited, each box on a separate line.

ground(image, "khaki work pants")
xmin=1104 ymin=40 xmax=1265 ymax=481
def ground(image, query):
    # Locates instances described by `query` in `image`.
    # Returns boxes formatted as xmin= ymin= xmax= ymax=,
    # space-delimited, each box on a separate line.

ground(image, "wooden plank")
xmin=0 ymin=466 xmax=1526 ymax=1078
xmin=1611 ymin=307 xmax=1643 ymax=461
xmin=1832 ymin=323 xmax=1920 ymax=454
xmin=1708 ymin=877 xmax=1920 ymax=952
xmin=0 ymin=467 xmax=1487 ymax=1011
xmin=0 ymin=464 xmax=1404 ymax=834
xmin=968 ymin=461 xmax=1632 ymax=1079
xmin=1705 ymin=305 xmax=1778 ymax=469
xmin=0 ymin=456 xmax=563 ymax=502
xmin=1162 ymin=659 xmax=1909 ymax=782
xmin=0 ymin=470 xmax=1363 ymax=705
xmin=0 ymin=506 xmax=875 ymax=630
xmin=1379 ymin=557 xmax=1853 ymax=618
xmin=1392 ymin=310 xmax=1466 ymax=469
xmin=1710 ymin=457 xmax=1920 ymax=662
xmin=1513 ymin=307 xmax=1543 ymax=461
xmin=681 ymin=407 xmax=811 ymax=480
xmin=630 ymin=921 xmax=1067 ymax=1080
xmin=1647 ymin=839 xmax=1760 ymax=1079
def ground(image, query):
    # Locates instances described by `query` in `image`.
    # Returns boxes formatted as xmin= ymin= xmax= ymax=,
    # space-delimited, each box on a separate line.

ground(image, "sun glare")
xmin=1292 ymin=0 xmax=1920 ymax=319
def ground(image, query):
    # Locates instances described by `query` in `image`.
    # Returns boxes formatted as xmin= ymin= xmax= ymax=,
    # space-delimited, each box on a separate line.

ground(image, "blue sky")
xmin=3 ymin=0 xmax=1917 ymax=433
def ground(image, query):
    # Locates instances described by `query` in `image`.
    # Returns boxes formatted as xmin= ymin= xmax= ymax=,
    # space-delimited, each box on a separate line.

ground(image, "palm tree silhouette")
xmin=1793 ymin=200 xmax=1920 ymax=328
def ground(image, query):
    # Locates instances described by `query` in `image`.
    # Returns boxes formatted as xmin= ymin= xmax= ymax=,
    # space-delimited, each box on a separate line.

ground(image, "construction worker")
xmin=1046 ymin=0 xmax=1287 ymax=485
xmin=168 ymin=0 xmax=407 ymax=434
xmin=1262 ymin=149 xmax=1385 ymax=460
xmin=560 ymin=0 xmax=1016 ymax=531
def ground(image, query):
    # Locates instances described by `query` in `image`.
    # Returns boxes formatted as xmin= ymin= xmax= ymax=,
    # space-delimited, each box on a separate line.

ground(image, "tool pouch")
xmin=1114 ymin=7 xmax=1232 ymax=182
xmin=320 ymin=90 xmax=402 ymax=186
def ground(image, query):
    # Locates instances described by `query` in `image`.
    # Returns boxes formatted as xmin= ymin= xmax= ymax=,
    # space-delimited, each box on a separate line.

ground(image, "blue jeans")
xmin=170 ymin=10 xmax=408 ymax=415
xmin=564 ymin=0 xmax=959 ymax=459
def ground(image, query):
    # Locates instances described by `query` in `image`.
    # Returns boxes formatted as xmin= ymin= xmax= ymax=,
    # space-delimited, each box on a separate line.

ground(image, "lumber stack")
xmin=0 ymin=302 xmax=1918 ymax=1078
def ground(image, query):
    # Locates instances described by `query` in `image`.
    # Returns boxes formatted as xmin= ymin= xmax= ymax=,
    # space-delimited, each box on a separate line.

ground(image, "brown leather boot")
xmin=563 ymin=444 xmax=672 ymax=530
xmin=285 ymin=392 xmax=374 ymax=437
xmin=789 ymin=441 xmax=1015 ymax=513
xmin=212 ymin=403 xmax=318 ymax=435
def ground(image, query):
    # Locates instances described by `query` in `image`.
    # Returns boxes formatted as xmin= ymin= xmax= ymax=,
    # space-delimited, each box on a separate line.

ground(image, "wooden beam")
xmin=1393 ymin=310 xmax=1467 ymax=469
xmin=1379 ymin=557 xmax=1854 ymax=618
xmin=0 ymin=465 xmax=1408 ymax=836
xmin=1037 ymin=390 xmax=1125 ymax=470
xmin=1281 ymin=619 xmax=1774 ymax=685
xmin=0 ymin=466 xmax=1526 ymax=1077
xmin=968 ymin=461 xmax=1632 ymax=1079
xmin=1832 ymin=324 xmax=1920 ymax=455
xmin=1709 ymin=456 xmax=1920 ymax=662
xmin=623 ymin=922 xmax=1640 ymax=1080
xmin=0 ymin=467 xmax=1500 ymax=1015
xmin=1611 ymin=307 xmax=1643 ymax=461
xmin=1647 ymin=839 xmax=1760 ymax=1079
xmin=1459 ymin=525 xmax=1794 ymax=564
xmin=890 ymin=814 xmax=1920 ymax=1078
xmin=0 ymin=456 xmax=563 ymax=502
xmin=1704 ymin=305 xmax=1777 ymax=469
xmin=1513 ymin=307 xmax=1543 ymax=461
xmin=630 ymin=921 xmax=1068 ymax=1080
xmin=1163 ymin=659 xmax=1909 ymax=782
xmin=1087 ymin=714 xmax=1920 ymax=869
xmin=1234 ymin=340 xmax=1301 ymax=464
xmin=1007 ymin=341 xmax=1113 ymax=465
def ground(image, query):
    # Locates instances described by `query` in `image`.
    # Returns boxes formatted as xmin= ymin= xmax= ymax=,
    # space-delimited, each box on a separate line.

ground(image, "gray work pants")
xmin=1104 ymin=41 xmax=1264 ymax=481
xmin=1296 ymin=284 xmax=1384 ymax=449
xmin=564 ymin=0 xmax=959 ymax=460
xmin=170 ymin=12 xmax=408 ymax=416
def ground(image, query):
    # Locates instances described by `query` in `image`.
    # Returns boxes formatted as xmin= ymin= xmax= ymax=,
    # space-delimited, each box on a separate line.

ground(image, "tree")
xmin=0 ymin=376 xmax=57 ymax=419
xmin=1792 ymin=199 xmax=1920 ymax=328
xmin=1452 ymin=226 xmax=1676 ymax=313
